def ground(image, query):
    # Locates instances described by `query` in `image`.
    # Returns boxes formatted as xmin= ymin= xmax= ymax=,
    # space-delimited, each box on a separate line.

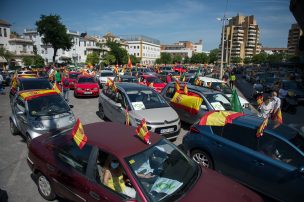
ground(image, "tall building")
xmin=287 ymin=23 xmax=303 ymax=56
xmin=219 ymin=14 xmax=261 ymax=63
xmin=122 ymin=35 xmax=160 ymax=65
xmin=0 ymin=19 xmax=11 ymax=49
xmin=161 ymin=40 xmax=203 ymax=59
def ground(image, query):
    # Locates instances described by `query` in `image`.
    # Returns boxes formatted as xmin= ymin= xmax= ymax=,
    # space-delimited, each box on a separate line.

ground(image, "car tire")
xmin=74 ymin=92 xmax=78 ymax=98
xmin=98 ymin=104 xmax=105 ymax=120
xmin=10 ymin=119 xmax=19 ymax=135
xmin=191 ymin=149 xmax=214 ymax=169
xmin=37 ymin=173 xmax=56 ymax=201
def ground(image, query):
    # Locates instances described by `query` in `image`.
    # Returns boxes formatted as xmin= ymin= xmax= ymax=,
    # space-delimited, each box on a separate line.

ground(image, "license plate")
xmin=84 ymin=92 xmax=92 ymax=94
xmin=160 ymin=128 xmax=174 ymax=134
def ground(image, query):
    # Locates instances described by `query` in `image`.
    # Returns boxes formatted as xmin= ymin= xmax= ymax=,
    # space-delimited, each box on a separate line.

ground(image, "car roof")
xmin=167 ymin=82 xmax=215 ymax=94
xmin=199 ymin=76 xmax=224 ymax=83
xmin=116 ymin=82 xmax=151 ymax=91
xmin=101 ymin=70 xmax=113 ymax=73
xmin=78 ymin=75 xmax=93 ymax=78
xmin=119 ymin=75 xmax=136 ymax=79
xmin=83 ymin=122 xmax=161 ymax=158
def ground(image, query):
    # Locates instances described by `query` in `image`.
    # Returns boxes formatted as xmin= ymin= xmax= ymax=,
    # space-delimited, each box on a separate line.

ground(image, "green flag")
xmin=230 ymin=89 xmax=243 ymax=112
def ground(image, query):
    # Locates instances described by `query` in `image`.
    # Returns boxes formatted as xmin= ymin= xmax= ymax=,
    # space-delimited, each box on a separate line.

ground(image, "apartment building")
xmin=219 ymin=14 xmax=261 ymax=63
xmin=161 ymin=40 xmax=203 ymax=59
xmin=287 ymin=23 xmax=303 ymax=56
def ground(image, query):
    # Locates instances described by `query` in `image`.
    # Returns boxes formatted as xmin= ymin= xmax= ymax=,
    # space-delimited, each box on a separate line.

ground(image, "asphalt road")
xmin=0 ymin=87 xmax=189 ymax=202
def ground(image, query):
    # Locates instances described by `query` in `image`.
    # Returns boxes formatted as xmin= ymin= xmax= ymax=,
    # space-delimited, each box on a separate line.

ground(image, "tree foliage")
xmin=230 ymin=56 xmax=242 ymax=64
xmin=0 ymin=47 xmax=13 ymax=64
xmin=172 ymin=55 xmax=183 ymax=64
xmin=251 ymin=52 xmax=268 ymax=64
xmin=36 ymin=15 xmax=73 ymax=64
xmin=33 ymin=55 xmax=45 ymax=67
xmin=160 ymin=53 xmax=172 ymax=64
xmin=103 ymin=53 xmax=116 ymax=66
xmin=22 ymin=56 xmax=33 ymax=66
xmin=129 ymin=54 xmax=140 ymax=65
xmin=106 ymin=41 xmax=128 ymax=64
xmin=209 ymin=48 xmax=219 ymax=64
xmin=191 ymin=53 xmax=209 ymax=64
xmin=243 ymin=57 xmax=252 ymax=64
xmin=86 ymin=52 xmax=100 ymax=65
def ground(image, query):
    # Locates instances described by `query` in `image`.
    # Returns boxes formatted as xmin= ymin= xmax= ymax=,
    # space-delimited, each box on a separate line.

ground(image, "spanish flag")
xmin=114 ymin=66 xmax=119 ymax=74
xmin=106 ymin=78 xmax=114 ymax=87
xmin=125 ymin=108 xmax=130 ymax=126
xmin=20 ymin=90 xmax=58 ymax=101
xmin=272 ymin=109 xmax=283 ymax=125
xmin=52 ymin=83 xmax=62 ymax=94
xmin=257 ymin=95 xmax=263 ymax=106
xmin=183 ymin=83 xmax=188 ymax=94
xmin=256 ymin=118 xmax=268 ymax=138
xmin=171 ymin=92 xmax=203 ymax=114
xmin=135 ymin=119 xmax=151 ymax=144
xmin=72 ymin=119 xmax=88 ymax=149
xmin=199 ymin=111 xmax=245 ymax=126
xmin=111 ymin=82 xmax=118 ymax=93
xmin=175 ymin=80 xmax=181 ymax=91
xmin=128 ymin=57 xmax=132 ymax=68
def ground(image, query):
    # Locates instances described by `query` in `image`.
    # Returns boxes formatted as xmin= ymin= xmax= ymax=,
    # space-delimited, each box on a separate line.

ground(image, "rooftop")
xmin=0 ymin=19 xmax=11 ymax=27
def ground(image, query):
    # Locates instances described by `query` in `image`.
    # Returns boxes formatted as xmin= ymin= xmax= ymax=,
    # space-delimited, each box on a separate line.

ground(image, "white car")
xmin=198 ymin=76 xmax=250 ymax=109
xmin=98 ymin=70 xmax=115 ymax=87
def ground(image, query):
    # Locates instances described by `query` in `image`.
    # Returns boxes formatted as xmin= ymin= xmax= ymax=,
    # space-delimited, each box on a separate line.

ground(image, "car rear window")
xmin=78 ymin=77 xmax=95 ymax=83
xmin=20 ymin=79 xmax=52 ymax=90
xmin=101 ymin=72 xmax=114 ymax=77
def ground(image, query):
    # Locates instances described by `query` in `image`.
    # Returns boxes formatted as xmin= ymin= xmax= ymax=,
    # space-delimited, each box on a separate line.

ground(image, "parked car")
xmin=74 ymin=75 xmax=100 ymax=97
xmin=27 ymin=122 xmax=263 ymax=202
xmin=98 ymin=83 xmax=180 ymax=141
xmin=139 ymin=75 xmax=166 ymax=93
xmin=10 ymin=89 xmax=75 ymax=145
xmin=9 ymin=77 xmax=53 ymax=104
xmin=183 ymin=114 xmax=304 ymax=202
xmin=68 ymin=71 xmax=82 ymax=89
xmin=161 ymin=82 xmax=252 ymax=125
xmin=114 ymin=75 xmax=138 ymax=83
xmin=98 ymin=70 xmax=115 ymax=88
xmin=173 ymin=65 xmax=187 ymax=73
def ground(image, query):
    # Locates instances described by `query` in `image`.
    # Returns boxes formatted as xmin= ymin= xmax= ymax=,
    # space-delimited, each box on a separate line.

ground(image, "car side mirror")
xmin=201 ymin=105 xmax=207 ymax=110
xmin=115 ymin=103 xmax=122 ymax=108
xmin=17 ymin=111 xmax=25 ymax=116
xmin=69 ymin=105 xmax=74 ymax=109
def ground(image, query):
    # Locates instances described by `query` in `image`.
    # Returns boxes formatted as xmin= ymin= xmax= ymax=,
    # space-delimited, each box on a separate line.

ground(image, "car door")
xmin=110 ymin=91 xmax=127 ymax=124
xmin=210 ymin=124 xmax=259 ymax=185
xmin=250 ymin=134 xmax=304 ymax=202
xmin=47 ymin=141 xmax=94 ymax=202
xmin=100 ymin=89 xmax=114 ymax=120
xmin=13 ymin=97 xmax=28 ymax=135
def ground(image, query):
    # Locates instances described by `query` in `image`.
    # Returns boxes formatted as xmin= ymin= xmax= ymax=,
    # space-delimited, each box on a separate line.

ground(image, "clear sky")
xmin=0 ymin=0 xmax=295 ymax=51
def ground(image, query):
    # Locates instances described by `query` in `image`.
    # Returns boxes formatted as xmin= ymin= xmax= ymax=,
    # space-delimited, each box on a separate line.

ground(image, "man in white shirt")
xmin=271 ymin=91 xmax=281 ymax=115
xmin=258 ymin=96 xmax=273 ymax=119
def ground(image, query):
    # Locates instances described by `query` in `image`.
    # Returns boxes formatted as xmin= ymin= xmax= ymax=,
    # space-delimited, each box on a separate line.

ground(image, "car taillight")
xmin=190 ymin=126 xmax=200 ymax=134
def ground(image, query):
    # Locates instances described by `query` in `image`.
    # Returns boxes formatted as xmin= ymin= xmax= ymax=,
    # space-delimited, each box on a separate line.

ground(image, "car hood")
xmin=133 ymin=107 xmax=178 ymax=124
xmin=181 ymin=167 xmax=262 ymax=202
xmin=75 ymin=83 xmax=98 ymax=88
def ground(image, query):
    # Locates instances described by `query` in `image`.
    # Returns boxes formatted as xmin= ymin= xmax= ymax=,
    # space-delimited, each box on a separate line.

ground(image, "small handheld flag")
xmin=52 ymin=83 xmax=62 ymax=94
xmin=257 ymin=95 xmax=263 ymax=107
xmin=135 ymin=119 xmax=151 ymax=144
xmin=256 ymin=118 xmax=268 ymax=138
xmin=71 ymin=119 xmax=88 ymax=149
xmin=175 ymin=80 xmax=181 ymax=91
xmin=125 ymin=108 xmax=130 ymax=126
xmin=128 ymin=57 xmax=132 ymax=68
xmin=230 ymin=89 xmax=243 ymax=113
xmin=183 ymin=83 xmax=188 ymax=95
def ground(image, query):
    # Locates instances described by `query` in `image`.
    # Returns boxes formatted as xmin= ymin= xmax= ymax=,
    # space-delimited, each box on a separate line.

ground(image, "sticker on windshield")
xmin=132 ymin=102 xmax=145 ymax=110
xmin=129 ymin=159 xmax=135 ymax=164
xmin=211 ymin=102 xmax=225 ymax=110
xmin=150 ymin=177 xmax=183 ymax=195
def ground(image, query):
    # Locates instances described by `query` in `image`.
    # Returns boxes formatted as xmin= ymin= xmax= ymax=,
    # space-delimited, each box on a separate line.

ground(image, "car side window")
xmin=222 ymin=124 xmax=257 ymax=150
xmin=95 ymin=151 xmax=137 ymax=199
xmin=56 ymin=141 xmax=93 ymax=175
xmin=15 ymin=97 xmax=25 ymax=112
xmin=211 ymin=126 xmax=224 ymax=136
xmin=165 ymin=87 xmax=176 ymax=98
xmin=258 ymin=134 xmax=304 ymax=167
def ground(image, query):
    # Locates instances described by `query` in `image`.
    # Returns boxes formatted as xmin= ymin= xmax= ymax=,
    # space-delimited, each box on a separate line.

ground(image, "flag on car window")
xmin=183 ymin=83 xmax=188 ymax=95
xmin=106 ymin=78 xmax=114 ymax=87
xmin=230 ymin=89 xmax=243 ymax=113
xmin=199 ymin=111 xmax=245 ymax=126
xmin=135 ymin=119 xmax=151 ymax=144
xmin=72 ymin=118 xmax=88 ymax=149
xmin=257 ymin=95 xmax=263 ymax=106
xmin=125 ymin=108 xmax=130 ymax=126
xmin=20 ymin=90 xmax=58 ymax=101
xmin=174 ymin=80 xmax=180 ymax=91
xmin=171 ymin=92 xmax=203 ymax=114
xmin=52 ymin=83 xmax=62 ymax=94
xmin=256 ymin=118 xmax=268 ymax=138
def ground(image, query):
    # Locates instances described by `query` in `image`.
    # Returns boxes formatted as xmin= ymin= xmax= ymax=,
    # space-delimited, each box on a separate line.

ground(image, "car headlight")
xmin=32 ymin=121 xmax=44 ymax=129
xmin=76 ymin=88 xmax=82 ymax=91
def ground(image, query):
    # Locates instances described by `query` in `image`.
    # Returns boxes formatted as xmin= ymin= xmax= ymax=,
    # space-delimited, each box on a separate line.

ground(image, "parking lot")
xmin=0 ymin=87 xmax=189 ymax=201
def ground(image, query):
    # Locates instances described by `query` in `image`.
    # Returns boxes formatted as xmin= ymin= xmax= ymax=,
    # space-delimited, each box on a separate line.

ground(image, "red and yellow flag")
xmin=125 ymin=108 xmax=130 ymax=126
xmin=257 ymin=95 xmax=263 ymax=106
xmin=199 ymin=111 xmax=245 ymax=126
xmin=171 ymin=92 xmax=203 ymax=114
xmin=272 ymin=109 xmax=283 ymax=125
xmin=183 ymin=83 xmax=188 ymax=95
xmin=52 ymin=83 xmax=62 ymax=94
xmin=135 ymin=119 xmax=151 ymax=144
xmin=106 ymin=78 xmax=114 ymax=87
xmin=71 ymin=119 xmax=88 ymax=149
xmin=149 ymin=82 xmax=154 ymax=88
xmin=175 ymin=80 xmax=180 ymax=91
xmin=114 ymin=66 xmax=119 ymax=74
xmin=128 ymin=57 xmax=132 ymax=68
xmin=256 ymin=118 xmax=269 ymax=138
xmin=20 ymin=90 xmax=58 ymax=101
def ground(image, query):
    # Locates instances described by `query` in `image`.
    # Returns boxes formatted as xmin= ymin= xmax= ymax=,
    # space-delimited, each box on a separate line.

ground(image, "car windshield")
xmin=78 ymin=77 xmax=95 ymax=83
xmin=127 ymin=89 xmax=169 ymax=110
xmin=121 ymin=78 xmax=138 ymax=83
xmin=205 ymin=93 xmax=231 ymax=110
xmin=146 ymin=77 xmax=163 ymax=84
xmin=21 ymin=80 xmax=52 ymax=90
xmin=28 ymin=94 xmax=70 ymax=116
xmin=211 ymin=82 xmax=232 ymax=94
xmin=69 ymin=73 xmax=79 ymax=79
xmin=101 ymin=72 xmax=114 ymax=77
xmin=125 ymin=139 xmax=198 ymax=202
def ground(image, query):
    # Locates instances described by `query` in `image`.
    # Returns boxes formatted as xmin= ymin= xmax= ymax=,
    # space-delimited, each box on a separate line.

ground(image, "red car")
xmin=27 ymin=122 xmax=262 ymax=202
xmin=139 ymin=75 xmax=166 ymax=93
xmin=173 ymin=65 xmax=187 ymax=73
xmin=68 ymin=72 xmax=81 ymax=89
xmin=74 ymin=75 xmax=99 ymax=97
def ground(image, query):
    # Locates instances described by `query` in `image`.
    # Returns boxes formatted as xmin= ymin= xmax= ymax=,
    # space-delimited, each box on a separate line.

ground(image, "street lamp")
xmin=217 ymin=16 xmax=231 ymax=79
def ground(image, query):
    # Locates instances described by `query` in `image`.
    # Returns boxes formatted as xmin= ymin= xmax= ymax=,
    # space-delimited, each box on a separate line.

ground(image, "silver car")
xmin=98 ymin=83 xmax=181 ymax=141
xmin=98 ymin=70 xmax=115 ymax=88
xmin=9 ymin=90 xmax=76 ymax=145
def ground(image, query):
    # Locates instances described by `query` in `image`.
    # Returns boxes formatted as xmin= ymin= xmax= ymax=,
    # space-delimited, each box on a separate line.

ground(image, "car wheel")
xmin=98 ymin=104 xmax=105 ymax=119
xmin=37 ymin=173 xmax=56 ymax=201
xmin=10 ymin=119 xmax=19 ymax=135
xmin=191 ymin=150 xmax=214 ymax=169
